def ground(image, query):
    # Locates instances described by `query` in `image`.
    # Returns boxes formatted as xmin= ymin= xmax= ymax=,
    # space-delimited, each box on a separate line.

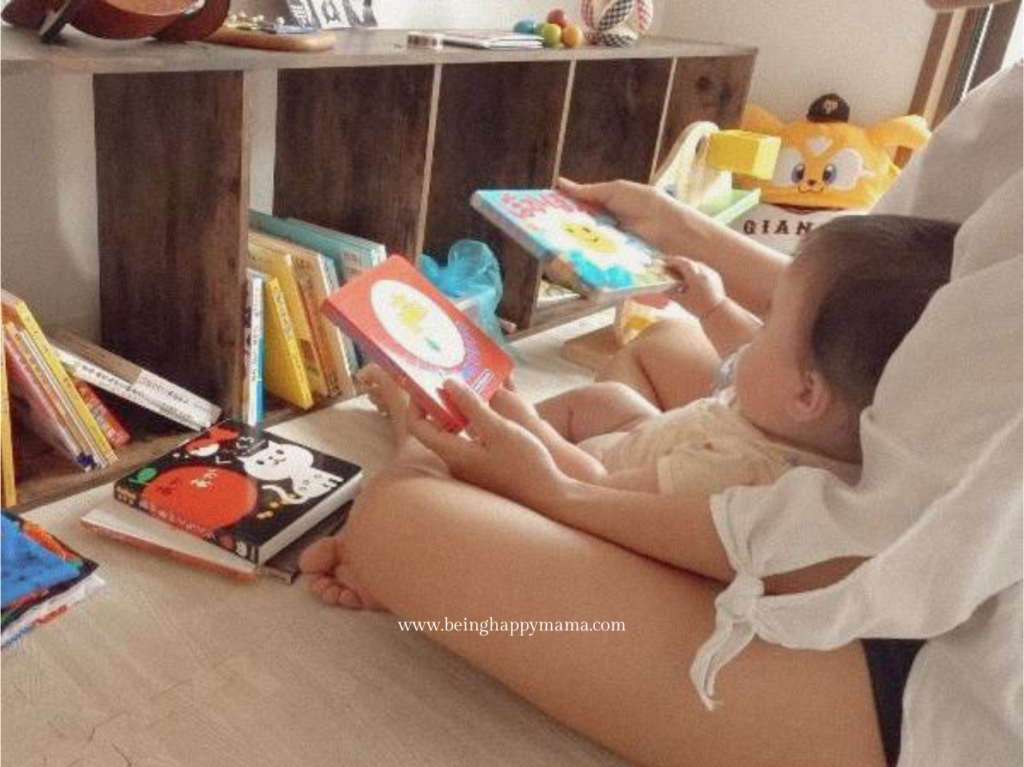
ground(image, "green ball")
xmin=513 ymin=19 xmax=535 ymax=34
xmin=539 ymin=22 xmax=562 ymax=47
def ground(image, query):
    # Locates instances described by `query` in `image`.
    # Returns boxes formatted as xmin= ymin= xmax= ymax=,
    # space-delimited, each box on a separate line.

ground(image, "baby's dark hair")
xmin=792 ymin=214 xmax=958 ymax=412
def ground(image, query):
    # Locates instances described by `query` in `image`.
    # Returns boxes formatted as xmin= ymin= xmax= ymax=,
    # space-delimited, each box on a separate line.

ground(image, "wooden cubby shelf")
xmin=2 ymin=27 xmax=755 ymax=508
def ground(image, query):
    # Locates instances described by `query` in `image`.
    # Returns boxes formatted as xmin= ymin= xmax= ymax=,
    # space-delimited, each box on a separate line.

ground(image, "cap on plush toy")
xmin=739 ymin=94 xmax=931 ymax=210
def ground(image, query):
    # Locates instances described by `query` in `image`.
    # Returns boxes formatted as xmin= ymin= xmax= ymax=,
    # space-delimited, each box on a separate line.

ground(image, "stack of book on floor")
xmin=1 ymin=511 xmax=103 ymax=649
xmin=0 ymin=290 xmax=222 ymax=506
xmin=81 ymin=420 xmax=363 ymax=583
xmin=242 ymin=212 xmax=386 ymax=425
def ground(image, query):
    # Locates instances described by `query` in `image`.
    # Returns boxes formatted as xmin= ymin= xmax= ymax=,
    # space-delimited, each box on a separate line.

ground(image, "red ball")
xmin=546 ymin=8 xmax=569 ymax=28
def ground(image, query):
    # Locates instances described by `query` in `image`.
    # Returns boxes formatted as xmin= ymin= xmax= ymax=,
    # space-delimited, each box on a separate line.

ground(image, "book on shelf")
xmin=250 ymin=231 xmax=357 ymax=399
xmin=74 ymin=379 xmax=131 ymax=448
xmin=255 ymin=271 xmax=314 ymax=410
xmin=433 ymin=30 xmax=543 ymax=50
xmin=111 ymin=420 xmax=363 ymax=565
xmin=4 ymin=322 xmax=101 ymax=471
xmin=1 ymin=511 xmax=103 ymax=649
xmin=1 ymin=291 xmax=116 ymax=468
xmin=243 ymin=270 xmax=267 ymax=426
xmin=82 ymin=499 xmax=352 ymax=584
xmin=248 ymin=211 xmax=387 ymax=285
xmin=322 ymin=256 xmax=513 ymax=432
xmin=5 ymin=325 xmax=86 ymax=469
xmin=1 ymin=340 xmax=16 ymax=507
xmin=470 ymin=188 xmax=679 ymax=299
xmin=248 ymin=234 xmax=331 ymax=400
xmin=48 ymin=328 xmax=222 ymax=432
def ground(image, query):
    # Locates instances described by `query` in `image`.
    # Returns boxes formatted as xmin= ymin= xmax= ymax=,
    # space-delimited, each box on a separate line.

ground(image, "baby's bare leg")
xmin=597 ymin=318 xmax=721 ymax=411
xmin=536 ymin=381 xmax=661 ymax=444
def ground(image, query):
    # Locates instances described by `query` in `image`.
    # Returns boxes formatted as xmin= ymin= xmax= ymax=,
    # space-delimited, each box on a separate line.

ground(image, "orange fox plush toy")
xmin=740 ymin=94 xmax=931 ymax=210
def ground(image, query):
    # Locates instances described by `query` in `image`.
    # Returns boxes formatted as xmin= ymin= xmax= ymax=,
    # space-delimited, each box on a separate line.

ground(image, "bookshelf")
xmin=1 ymin=27 xmax=755 ymax=508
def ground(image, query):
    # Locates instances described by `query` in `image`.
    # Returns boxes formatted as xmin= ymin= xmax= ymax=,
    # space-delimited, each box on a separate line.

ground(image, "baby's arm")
xmin=665 ymin=257 xmax=764 ymax=358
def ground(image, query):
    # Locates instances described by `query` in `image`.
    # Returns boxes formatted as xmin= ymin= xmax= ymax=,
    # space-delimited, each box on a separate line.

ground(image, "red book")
xmin=321 ymin=256 xmax=513 ymax=432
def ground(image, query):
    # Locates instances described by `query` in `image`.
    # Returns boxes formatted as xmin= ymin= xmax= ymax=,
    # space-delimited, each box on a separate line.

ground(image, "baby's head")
xmin=734 ymin=214 xmax=958 ymax=462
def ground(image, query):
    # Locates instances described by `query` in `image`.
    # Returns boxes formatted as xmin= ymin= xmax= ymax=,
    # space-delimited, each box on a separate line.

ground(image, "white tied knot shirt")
xmin=690 ymin=63 xmax=1023 ymax=767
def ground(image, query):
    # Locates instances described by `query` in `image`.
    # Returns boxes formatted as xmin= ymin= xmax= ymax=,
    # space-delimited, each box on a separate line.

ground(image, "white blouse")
xmin=691 ymin=63 xmax=1023 ymax=767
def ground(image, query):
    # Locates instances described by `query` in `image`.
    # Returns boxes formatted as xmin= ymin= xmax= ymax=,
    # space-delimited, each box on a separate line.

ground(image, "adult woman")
xmin=304 ymin=52 xmax=1022 ymax=767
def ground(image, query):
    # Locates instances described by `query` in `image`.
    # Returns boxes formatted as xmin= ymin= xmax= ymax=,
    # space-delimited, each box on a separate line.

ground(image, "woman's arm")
xmin=410 ymin=380 xmax=866 ymax=591
xmin=559 ymin=178 xmax=788 ymax=314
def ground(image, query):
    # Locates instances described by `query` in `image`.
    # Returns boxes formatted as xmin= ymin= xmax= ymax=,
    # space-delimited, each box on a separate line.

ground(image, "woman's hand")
xmin=663 ymin=256 xmax=727 ymax=319
xmin=407 ymin=380 xmax=567 ymax=509
xmin=557 ymin=176 xmax=707 ymax=256
xmin=558 ymin=176 xmax=787 ymax=315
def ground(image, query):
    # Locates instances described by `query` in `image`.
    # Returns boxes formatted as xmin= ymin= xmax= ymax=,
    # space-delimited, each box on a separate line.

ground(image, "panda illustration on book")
xmin=238 ymin=440 xmax=344 ymax=507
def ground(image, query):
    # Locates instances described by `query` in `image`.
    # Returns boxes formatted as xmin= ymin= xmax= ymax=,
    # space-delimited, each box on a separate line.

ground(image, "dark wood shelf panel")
xmin=94 ymin=70 xmax=250 ymax=416
xmin=274 ymin=65 xmax=437 ymax=257
xmin=10 ymin=427 xmax=199 ymax=513
xmin=423 ymin=60 xmax=571 ymax=260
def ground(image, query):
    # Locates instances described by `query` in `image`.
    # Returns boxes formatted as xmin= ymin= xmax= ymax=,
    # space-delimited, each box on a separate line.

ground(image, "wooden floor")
xmin=1 ymin=315 xmax=640 ymax=767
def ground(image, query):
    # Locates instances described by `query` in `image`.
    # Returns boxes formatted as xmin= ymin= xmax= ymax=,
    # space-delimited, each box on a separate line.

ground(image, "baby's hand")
xmin=664 ymin=256 xmax=727 ymax=319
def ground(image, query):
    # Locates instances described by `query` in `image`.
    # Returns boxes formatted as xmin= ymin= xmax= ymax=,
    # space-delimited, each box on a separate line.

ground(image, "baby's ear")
xmin=786 ymin=368 xmax=833 ymax=423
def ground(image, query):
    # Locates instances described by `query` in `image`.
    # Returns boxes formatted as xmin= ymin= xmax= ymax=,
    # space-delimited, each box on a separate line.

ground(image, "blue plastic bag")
xmin=418 ymin=240 xmax=513 ymax=352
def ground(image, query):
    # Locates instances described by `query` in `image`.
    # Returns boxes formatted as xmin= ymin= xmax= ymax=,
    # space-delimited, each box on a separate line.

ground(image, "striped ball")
xmin=592 ymin=29 xmax=638 ymax=47
xmin=630 ymin=0 xmax=653 ymax=33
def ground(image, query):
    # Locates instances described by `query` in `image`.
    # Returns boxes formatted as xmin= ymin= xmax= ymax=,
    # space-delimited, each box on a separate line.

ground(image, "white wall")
xmin=1 ymin=1 xmax=936 ymax=337
xmin=659 ymin=0 xmax=936 ymax=125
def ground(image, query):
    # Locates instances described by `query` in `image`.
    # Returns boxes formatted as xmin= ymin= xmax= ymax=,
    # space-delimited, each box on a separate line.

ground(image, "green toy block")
xmin=707 ymin=130 xmax=781 ymax=180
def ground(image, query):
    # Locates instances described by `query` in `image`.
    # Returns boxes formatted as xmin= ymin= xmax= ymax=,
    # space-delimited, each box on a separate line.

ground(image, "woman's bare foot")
xmin=298 ymin=535 xmax=386 ymax=610
xmin=356 ymin=364 xmax=411 ymax=445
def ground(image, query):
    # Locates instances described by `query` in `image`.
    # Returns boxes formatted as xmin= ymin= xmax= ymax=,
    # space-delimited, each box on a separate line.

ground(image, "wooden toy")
xmin=652 ymin=121 xmax=773 ymax=218
xmin=707 ymin=130 xmax=780 ymax=181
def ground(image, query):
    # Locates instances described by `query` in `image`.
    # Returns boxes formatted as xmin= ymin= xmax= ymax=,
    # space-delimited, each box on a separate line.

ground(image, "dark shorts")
xmin=862 ymin=639 xmax=925 ymax=767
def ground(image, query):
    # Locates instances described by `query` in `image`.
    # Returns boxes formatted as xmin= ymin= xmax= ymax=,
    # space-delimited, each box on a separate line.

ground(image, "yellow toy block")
xmin=707 ymin=130 xmax=781 ymax=180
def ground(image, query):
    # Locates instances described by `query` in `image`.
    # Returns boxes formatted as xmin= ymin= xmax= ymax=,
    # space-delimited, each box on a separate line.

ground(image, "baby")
xmin=307 ymin=214 xmax=956 ymax=606
xmin=514 ymin=214 xmax=959 ymax=495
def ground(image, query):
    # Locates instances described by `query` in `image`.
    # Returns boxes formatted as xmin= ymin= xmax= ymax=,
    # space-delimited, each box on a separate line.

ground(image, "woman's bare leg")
xmin=597 ymin=318 xmax=722 ymax=411
xmin=332 ymin=468 xmax=886 ymax=767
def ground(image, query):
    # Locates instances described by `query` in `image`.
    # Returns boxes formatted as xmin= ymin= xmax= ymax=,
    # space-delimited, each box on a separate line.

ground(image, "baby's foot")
xmin=298 ymin=535 xmax=386 ymax=610
xmin=356 ymin=364 xmax=410 ymax=445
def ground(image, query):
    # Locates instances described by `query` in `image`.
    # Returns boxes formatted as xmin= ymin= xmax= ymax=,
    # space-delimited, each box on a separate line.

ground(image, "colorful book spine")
xmin=244 ymin=270 xmax=266 ymax=425
xmin=0 ymin=293 xmax=115 ymax=465
xmin=261 ymin=274 xmax=314 ymax=410
xmin=248 ymin=239 xmax=330 ymax=399
xmin=5 ymin=325 xmax=95 ymax=469
xmin=1 ymin=335 xmax=17 ymax=507
xmin=289 ymin=250 xmax=358 ymax=398
xmin=74 ymin=379 xmax=131 ymax=448
xmin=16 ymin=328 xmax=107 ymax=468
xmin=4 ymin=327 xmax=90 ymax=469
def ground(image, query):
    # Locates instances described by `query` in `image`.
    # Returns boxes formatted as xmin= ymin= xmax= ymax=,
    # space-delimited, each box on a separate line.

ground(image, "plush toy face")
xmin=741 ymin=100 xmax=931 ymax=210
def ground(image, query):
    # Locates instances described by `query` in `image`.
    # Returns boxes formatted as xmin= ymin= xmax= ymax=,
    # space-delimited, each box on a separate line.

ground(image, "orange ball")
xmin=562 ymin=24 xmax=584 ymax=48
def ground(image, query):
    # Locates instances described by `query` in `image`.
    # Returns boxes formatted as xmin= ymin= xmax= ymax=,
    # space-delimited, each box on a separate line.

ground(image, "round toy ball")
xmin=513 ymin=19 xmax=536 ymax=34
xmin=562 ymin=24 xmax=584 ymax=48
xmin=539 ymin=22 xmax=562 ymax=47
xmin=546 ymin=8 xmax=569 ymax=28
xmin=581 ymin=0 xmax=637 ymax=33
